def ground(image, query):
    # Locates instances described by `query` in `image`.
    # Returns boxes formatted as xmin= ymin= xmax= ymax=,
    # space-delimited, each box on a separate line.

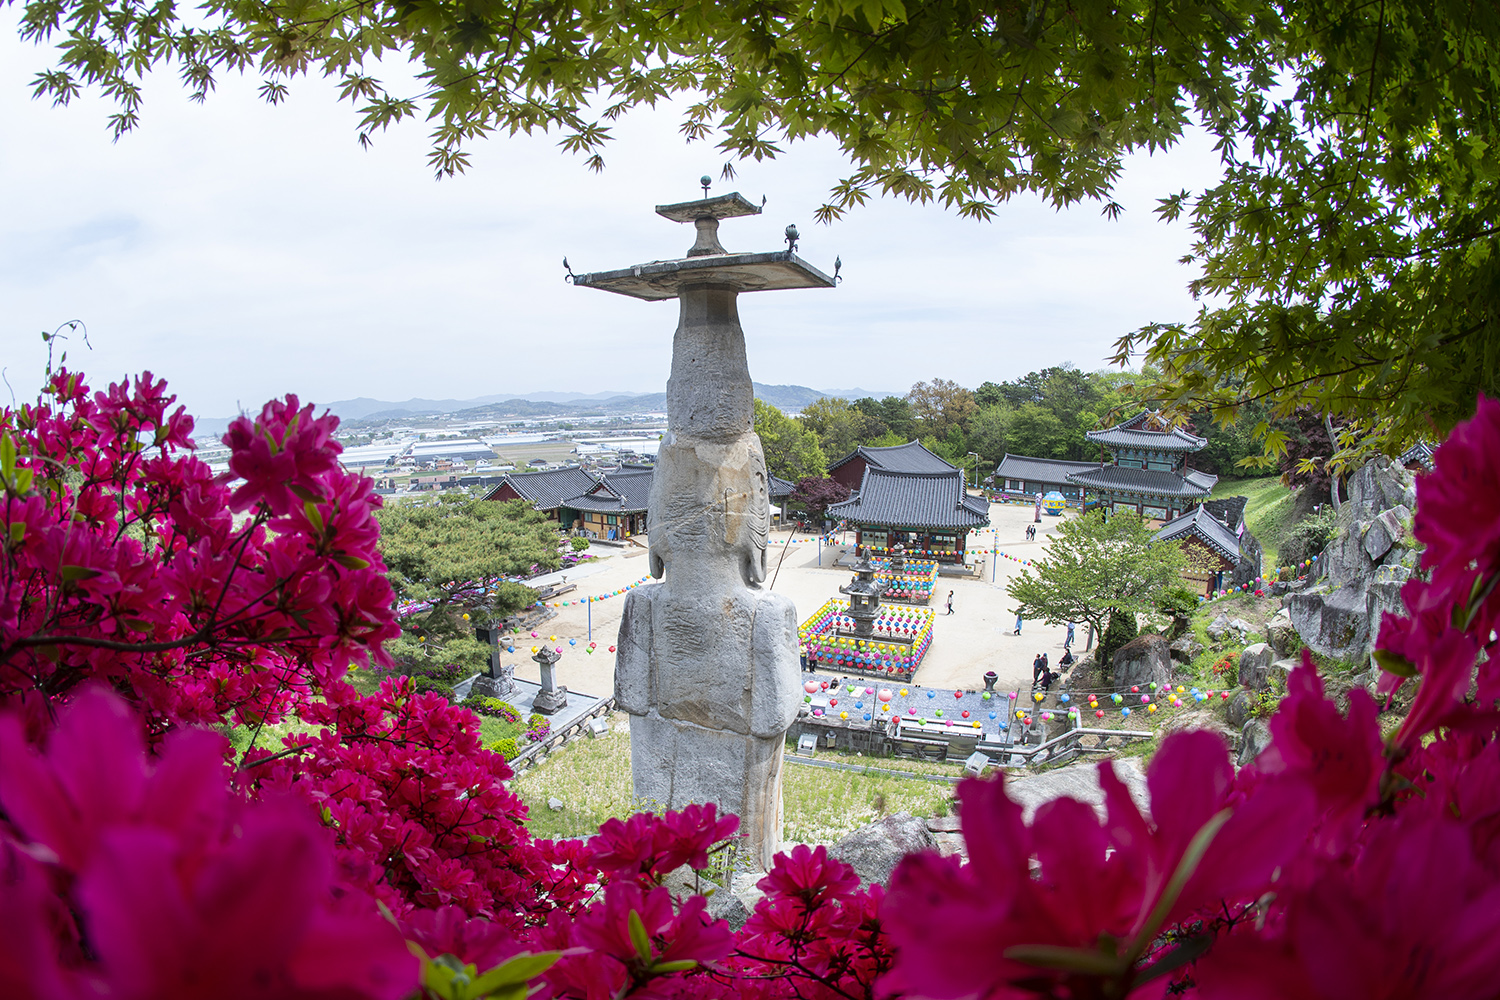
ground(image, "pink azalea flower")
xmin=1197 ymin=812 xmax=1500 ymax=1000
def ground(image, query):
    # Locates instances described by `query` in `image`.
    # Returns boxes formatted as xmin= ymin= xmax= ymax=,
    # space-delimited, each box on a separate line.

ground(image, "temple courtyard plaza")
xmin=509 ymin=498 xmax=1075 ymax=698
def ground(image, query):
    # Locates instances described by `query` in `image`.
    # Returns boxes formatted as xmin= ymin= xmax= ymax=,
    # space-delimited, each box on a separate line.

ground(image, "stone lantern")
xmin=571 ymin=186 xmax=836 ymax=869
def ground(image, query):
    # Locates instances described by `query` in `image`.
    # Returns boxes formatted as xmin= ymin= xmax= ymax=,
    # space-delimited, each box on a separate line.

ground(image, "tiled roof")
xmin=1066 ymin=464 xmax=1217 ymax=497
xmin=1399 ymin=442 xmax=1435 ymax=470
xmin=995 ymin=454 xmax=1101 ymax=485
xmin=1155 ymin=505 xmax=1241 ymax=562
xmin=769 ymin=475 xmax=796 ymax=499
xmin=828 ymin=468 xmax=990 ymax=530
xmin=828 ymin=440 xmax=957 ymax=475
xmin=485 ymin=468 xmax=599 ymax=508
xmin=1086 ymin=410 xmax=1207 ymax=452
xmin=1200 ymin=496 xmax=1247 ymax=531
xmin=566 ymin=468 xmax=653 ymax=513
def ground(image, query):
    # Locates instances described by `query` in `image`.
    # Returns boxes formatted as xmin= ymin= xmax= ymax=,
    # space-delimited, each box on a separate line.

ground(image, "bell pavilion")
xmin=1067 ymin=410 xmax=1218 ymax=524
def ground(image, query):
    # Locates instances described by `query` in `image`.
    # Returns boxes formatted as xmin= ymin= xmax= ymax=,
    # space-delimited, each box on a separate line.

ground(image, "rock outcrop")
xmin=1288 ymin=457 xmax=1419 ymax=663
xmin=1112 ymin=634 xmax=1173 ymax=690
xmin=1237 ymin=643 xmax=1276 ymax=690
xmin=829 ymin=814 xmax=937 ymax=887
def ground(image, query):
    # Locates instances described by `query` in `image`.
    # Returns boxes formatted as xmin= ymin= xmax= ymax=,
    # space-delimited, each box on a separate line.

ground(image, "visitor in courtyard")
xmin=1032 ymin=654 xmax=1046 ymax=685
xmin=1014 ymin=611 xmax=1023 ymax=635
xmin=1066 ymin=621 xmax=1075 ymax=646
xmin=1059 ymin=647 xmax=1075 ymax=668
xmin=945 ymin=591 xmax=954 ymax=615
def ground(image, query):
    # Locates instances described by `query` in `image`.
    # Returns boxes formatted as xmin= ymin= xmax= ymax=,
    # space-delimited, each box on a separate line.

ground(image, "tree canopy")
xmin=753 ymin=398 xmax=827 ymax=481
xmin=18 ymin=0 xmax=1497 ymax=458
xmin=1006 ymin=509 xmax=1187 ymax=644
xmin=376 ymin=494 xmax=559 ymax=608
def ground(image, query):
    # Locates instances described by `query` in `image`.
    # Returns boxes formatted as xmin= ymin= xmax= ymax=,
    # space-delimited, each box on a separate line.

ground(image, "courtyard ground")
xmin=509 ymin=498 xmax=1076 ymax=699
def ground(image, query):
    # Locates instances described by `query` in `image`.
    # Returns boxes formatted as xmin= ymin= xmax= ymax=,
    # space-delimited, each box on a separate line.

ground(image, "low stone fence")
xmin=510 ymin=697 xmax=617 ymax=769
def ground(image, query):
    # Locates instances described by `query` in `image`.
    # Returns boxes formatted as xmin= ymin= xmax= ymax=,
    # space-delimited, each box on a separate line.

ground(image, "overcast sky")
xmin=1 ymin=30 xmax=1223 ymax=420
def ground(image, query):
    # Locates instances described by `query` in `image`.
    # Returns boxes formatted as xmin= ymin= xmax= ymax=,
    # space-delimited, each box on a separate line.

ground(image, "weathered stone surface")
xmin=547 ymin=797 xmax=564 ymax=811
xmin=1238 ymin=643 xmax=1275 ymax=690
xmin=1112 ymin=634 xmax=1172 ymax=690
xmin=1362 ymin=506 xmax=1408 ymax=561
xmin=1206 ymin=613 xmax=1231 ymax=641
xmin=1169 ymin=635 xmax=1204 ymax=664
xmin=1226 ymin=689 xmax=1255 ymax=728
xmin=1271 ymin=657 xmax=1301 ymax=680
xmin=1264 ymin=608 xmax=1299 ymax=657
xmin=614 ymin=264 xmax=806 ymax=871
xmin=706 ymin=885 xmax=752 ymax=931
xmin=1005 ymin=758 xmax=1150 ymax=823
xmin=1238 ymin=719 xmax=1274 ymax=766
xmin=1289 ymin=585 xmax=1371 ymax=660
xmin=467 ymin=668 xmax=516 ymax=702
xmin=829 ymin=814 xmax=937 ymax=887
xmin=1229 ymin=618 xmax=1256 ymax=638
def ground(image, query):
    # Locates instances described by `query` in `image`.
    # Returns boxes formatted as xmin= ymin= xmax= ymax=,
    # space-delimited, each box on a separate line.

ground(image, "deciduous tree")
xmin=1006 ymin=509 xmax=1186 ymax=644
xmin=752 ymin=398 xmax=826 ymax=481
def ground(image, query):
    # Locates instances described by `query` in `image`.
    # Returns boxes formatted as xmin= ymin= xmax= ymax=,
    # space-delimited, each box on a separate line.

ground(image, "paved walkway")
xmin=510 ymin=500 xmax=1081 ymax=697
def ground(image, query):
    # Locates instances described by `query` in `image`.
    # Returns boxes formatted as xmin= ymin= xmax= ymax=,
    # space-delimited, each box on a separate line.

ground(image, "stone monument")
xmin=531 ymin=645 xmax=568 ymax=715
xmin=571 ymin=185 xmax=836 ymax=869
xmin=469 ymin=625 xmax=518 ymax=701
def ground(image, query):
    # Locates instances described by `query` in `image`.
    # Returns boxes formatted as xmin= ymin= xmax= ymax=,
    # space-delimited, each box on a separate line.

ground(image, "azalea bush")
xmin=2 ymin=366 xmax=1498 ymax=999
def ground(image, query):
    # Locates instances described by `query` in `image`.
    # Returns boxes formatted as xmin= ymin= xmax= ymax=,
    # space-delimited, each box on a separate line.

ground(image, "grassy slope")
xmin=1212 ymin=476 xmax=1298 ymax=570
xmin=511 ymin=715 xmax=954 ymax=844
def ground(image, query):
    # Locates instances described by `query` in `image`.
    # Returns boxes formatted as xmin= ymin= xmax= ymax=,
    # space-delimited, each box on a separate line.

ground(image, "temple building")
xmin=1153 ymin=497 xmax=1263 ymax=596
xmin=827 ymin=442 xmax=989 ymax=563
xmin=992 ymin=454 xmax=1098 ymax=501
xmin=483 ymin=464 xmax=652 ymax=538
xmin=827 ymin=440 xmax=962 ymax=492
xmin=1066 ymin=411 xmax=1218 ymax=525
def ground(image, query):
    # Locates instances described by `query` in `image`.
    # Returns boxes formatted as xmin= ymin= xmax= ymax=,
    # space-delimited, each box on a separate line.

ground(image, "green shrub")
xmin=412 ymin=675 xmax=454 ymax=699
xmin=464 ymin=696 xmax=521 ymax=723
xmin=1280 ymin=506 xmax=1339 ymax=568
xmin=570 ymin=536 xmax=591 ymax=552
xmin=1097 ymin=610 xmax=1139 ymax=669
xmin=526 ymin=714 xmax=552 ymax=743
xmin=489 ymin=736 xmax=520 ymax=760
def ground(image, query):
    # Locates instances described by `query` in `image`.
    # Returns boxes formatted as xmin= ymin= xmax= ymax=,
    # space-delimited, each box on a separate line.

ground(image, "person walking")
xmin=1066 ymin=621 xmax=1075 ymax=647
xmin=1032 ymin=653 xmax=1047 ymax=686
xmin=945 ymin=590 xmax=955 ymax=615
xmin=1013 ymin=611 xmax=1023 ymax=635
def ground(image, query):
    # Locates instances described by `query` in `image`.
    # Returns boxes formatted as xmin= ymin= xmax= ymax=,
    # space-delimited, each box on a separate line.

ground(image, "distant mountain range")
xmin=321 ymin=384 xmax=897 ymax=422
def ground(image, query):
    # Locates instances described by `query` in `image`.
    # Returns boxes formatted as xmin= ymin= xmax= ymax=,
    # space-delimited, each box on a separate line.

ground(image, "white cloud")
xmin=0 ymin=29 xmax=1221 ymax=418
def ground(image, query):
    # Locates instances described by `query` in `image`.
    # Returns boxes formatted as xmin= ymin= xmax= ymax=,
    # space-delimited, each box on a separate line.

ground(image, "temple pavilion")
xmin=826 ymin=441 xmax=990 ymax=563
xmin=1066 ymin=411 xmax=1218 ymax=525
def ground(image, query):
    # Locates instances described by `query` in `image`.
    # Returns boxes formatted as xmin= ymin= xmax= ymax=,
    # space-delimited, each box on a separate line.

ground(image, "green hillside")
xmin=1212 ymin=477 xmax=1298 ymax=571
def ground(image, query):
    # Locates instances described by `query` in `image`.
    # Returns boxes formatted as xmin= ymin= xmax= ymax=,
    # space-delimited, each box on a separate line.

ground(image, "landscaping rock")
xmin=706 ymin=885 xmax=753 ymax=931
xmin=1238 ymin=719 xmax=1274 ymax=766
xmin=1289 ymin=458 xmax=1420 ymax=661
xmin=1004 ymin=758 xmax=1150 ymax=823
xmin=1272 ymin=657 xmax=1301 ymax=681
xmin=1207 ymin=613 xmax=1232 ymax=641
xmin=1112 ymin=634 xmax=1173 ymax=690
xmin=1169 ymin=635 xmax=1204 ymax=664
xmin=1265 ymin=608 xmax=1299 ymax=657
xmin=829 ymin=813 xmax=937 ymax=887
xmin=1237 ymin=643 xmax=1276 ymax=690
xmin=1362 ymin=506 xmax=1409 ymax=562
xmin=547 ymin=797 xmax=564 ymax=811
xmin=1226 ymin=689 xmax=1255 ymax=728
xmin=1229 ymin=618 xmax=1256 ymax=638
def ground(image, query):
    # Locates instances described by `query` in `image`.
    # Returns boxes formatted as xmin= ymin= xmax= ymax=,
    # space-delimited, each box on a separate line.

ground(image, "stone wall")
xmin=1287 ymin=456 xmax=1419 ymax=663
